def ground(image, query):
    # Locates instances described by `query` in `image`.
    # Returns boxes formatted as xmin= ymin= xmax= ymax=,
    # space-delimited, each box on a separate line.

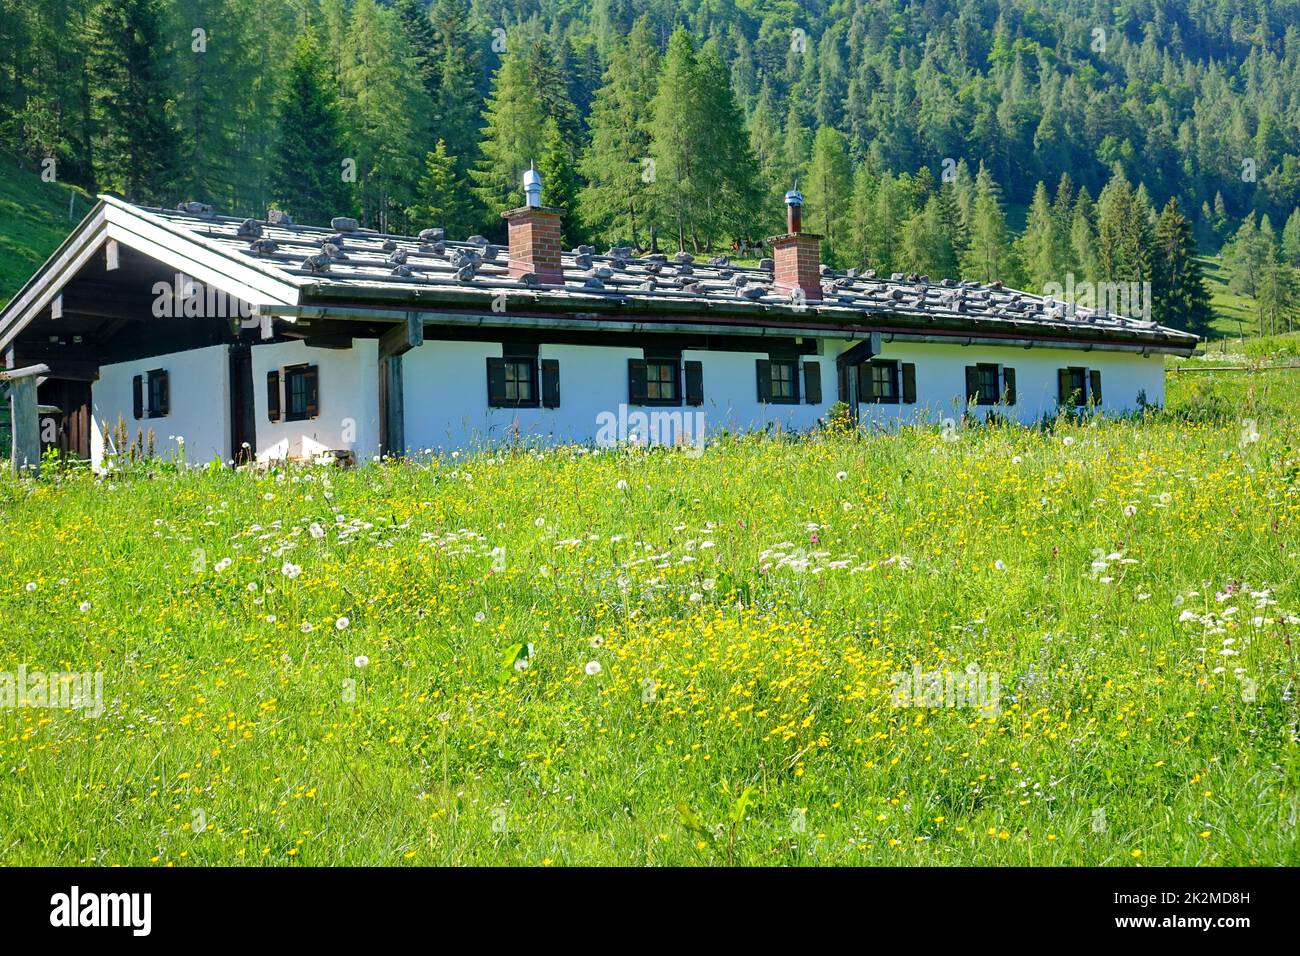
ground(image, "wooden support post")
xmin=836 ymin=333 xmax=879 ymax=423
xmin=3 ymin=364 xmax=50 ymax=477
xmin=376 ymin=313 xmax=422 ymax=459
xmin=379 ymin=352 xmax=404 ymax=458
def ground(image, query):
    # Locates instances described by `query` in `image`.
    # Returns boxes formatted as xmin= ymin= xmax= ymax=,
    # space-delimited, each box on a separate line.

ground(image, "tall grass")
xmin=0 ymin=400 xmax=1297 ymax=865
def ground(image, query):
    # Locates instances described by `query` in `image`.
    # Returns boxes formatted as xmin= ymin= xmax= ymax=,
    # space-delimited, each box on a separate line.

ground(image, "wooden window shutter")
xmin=964 ymin=366 xmax=979 ymax=403
xmin=684 ymin=360 xmax=704 ymax=406
xmin=267 ymin=370 xmax=280 ymax=422
xmin=541 ymin=359 xmax=560 ymax=408
xmin=1002 ymin=367 xmax=1016 ymax=406
xmin=901 ymin=363 xmax=917 ymax=404
xmin=1057 ymin=368 xmax=1071 ymax=405
xmin=756 ymin=359 xmax=772 ymax=402
xmin=803 ymin=361 xmax=822 ymax=404
xmin=627 ymin=359 xmax=648 ymax=404
xmin=486 ymin=357 xmax=507 ymax=406
xmin=304 ymin=365 xmax=320 ymax=418
xmin=132 ymin=374 xmax=143 ymax=420
xmin=1089 ymin=369 xmax=1102 ymax=405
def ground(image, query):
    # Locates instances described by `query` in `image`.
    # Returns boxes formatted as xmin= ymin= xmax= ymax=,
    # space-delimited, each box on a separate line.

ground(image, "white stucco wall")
xmin=682 ymin=346 xmax=830 ymax=434
xmin=91 ymin=344 xmax=230 ymax=469
xmin=400 ymin=340 xmax=834 ymax=453
xmin=250 ymin=338 xmax=380 ymax=462
xmin=87 ymin=334 xmax=1168 ymax=467
xmin=855 ymin=340 xmax=1166 ymax=428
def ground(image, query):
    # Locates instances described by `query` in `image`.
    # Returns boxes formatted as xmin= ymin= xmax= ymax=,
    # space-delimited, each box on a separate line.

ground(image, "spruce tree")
xmin=428 ymin=0 xmax=481 ymax=175
xmin=339 ymin=0 xmax=431 ymax=231
xmin=409 ymin=138 xmax=474 ymax=238
xmin=1152 ymin=198 xmax=1213 ymax=333
xmin=1050 ymin=172 xmax=1077 ymax=276
xmin=271 ymin=29 xmax=354 ymax=225
xmin=961 ymin=164 xmax=1015 ymax=283
xmin=87 ymin=0 xmax=176 ymax=204
xmin=394 ymin=0 xmax=439 ymax=101
xmin=471 ymin=44 xmax=547 ymax=222
xmin=538 ymin=117 xmax=582 ymax=245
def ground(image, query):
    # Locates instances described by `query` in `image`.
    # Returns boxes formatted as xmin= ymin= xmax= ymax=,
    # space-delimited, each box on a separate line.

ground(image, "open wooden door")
xmin=229 ymin=344 xmax=256 ymax=463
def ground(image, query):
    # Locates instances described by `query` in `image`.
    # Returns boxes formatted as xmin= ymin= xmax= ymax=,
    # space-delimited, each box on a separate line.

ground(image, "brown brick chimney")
xmin=769 ymin=188 xmax=822 ymax=303
xmin=502 ymin=166 xmax=564 ymax=285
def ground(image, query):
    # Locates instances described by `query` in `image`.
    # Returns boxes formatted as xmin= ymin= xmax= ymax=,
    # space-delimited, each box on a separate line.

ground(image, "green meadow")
xmin=0 ymin=342 xmax=1297 ymax=866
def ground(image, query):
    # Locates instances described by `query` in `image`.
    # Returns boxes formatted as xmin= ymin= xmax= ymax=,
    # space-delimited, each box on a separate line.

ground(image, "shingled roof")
xmin=146 ymin=199 xmax=1197 ymax=354
xmin=0 ymin=196 xmax=1201 ymax=356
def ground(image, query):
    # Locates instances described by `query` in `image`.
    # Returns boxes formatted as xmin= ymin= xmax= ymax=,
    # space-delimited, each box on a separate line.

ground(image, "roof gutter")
xmin=293 ymin=282 xmax=1198 ymax=355
xmin=259 ymin=303 xmax=1196 ymax=356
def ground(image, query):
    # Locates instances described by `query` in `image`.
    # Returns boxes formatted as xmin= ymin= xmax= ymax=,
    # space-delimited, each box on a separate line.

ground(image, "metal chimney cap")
xmin=523 ymin=164 xmax=543 ymax=206
xmin=784 ymin=188 xmax=804 ymax=206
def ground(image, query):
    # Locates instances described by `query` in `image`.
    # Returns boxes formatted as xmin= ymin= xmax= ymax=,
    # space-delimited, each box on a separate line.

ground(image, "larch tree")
xmin=693 ymin=41 xmax=759 ymax=249
xmin=1016 ymin=180 xmax=1058 ymax=291
xmin=803 ymin=125 xmax=853 ymax=265
xmin=577 ymin=18 xmax=659 ymax=249
xmin=900 ymin=193 xmax=957 ymax=279
xmin=1070 ymin=187 xmax=1099 ymax=282
xmin=1096 ymin=170 xmax=1152 ymax=285
xmin=648 ymin=27 xmax=707 ymax=251
xmin=1280 ymin=208 xmax=1300 ymax=266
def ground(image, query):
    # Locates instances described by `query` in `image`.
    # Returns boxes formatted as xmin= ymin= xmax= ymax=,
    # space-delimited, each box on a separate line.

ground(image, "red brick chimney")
xmin=502 ymin=165 xmax=564 ymax=285
xmin=769 ymin=188 xmax=822 ymax=303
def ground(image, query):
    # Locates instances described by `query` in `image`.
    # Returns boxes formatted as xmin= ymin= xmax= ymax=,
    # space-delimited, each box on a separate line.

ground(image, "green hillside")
xmin=0 ymin=156 xmax=92 ymax=307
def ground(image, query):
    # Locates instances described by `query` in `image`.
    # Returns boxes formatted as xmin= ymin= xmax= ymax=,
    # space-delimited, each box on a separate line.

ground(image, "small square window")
xmin=766 ymin=360 xmax=800 ymax=404
xmin=488 ymin=357 xmax=540 ymax=408
xmin=504 ymin=360 xmax=534 ymax=403
xmin=970 ymin=363 xmax=1000 ymax=405
xmin=1067 ymin=367 xmax=1087 ymax=406
xmin=1058 ymin=367 xmax=1091 ymax=407
xmin=284 ymin=365 xmax=319 ymax=421
xmin=146 ymin=369 xmax=169 ymax=418
xmin=645 ymin=361 xmax=678 ymax=402
xmin=860 ymin=361 xmax=899 ymax=404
